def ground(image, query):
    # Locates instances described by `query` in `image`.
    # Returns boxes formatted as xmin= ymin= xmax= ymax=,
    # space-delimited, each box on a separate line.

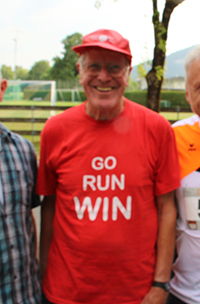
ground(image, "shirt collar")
xmin=0 ymin=122 xmax=12 ymax=140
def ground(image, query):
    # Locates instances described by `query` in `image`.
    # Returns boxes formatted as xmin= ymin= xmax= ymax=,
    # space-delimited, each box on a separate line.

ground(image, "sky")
xmin=1 ymin=0 xmax=200 ymax=71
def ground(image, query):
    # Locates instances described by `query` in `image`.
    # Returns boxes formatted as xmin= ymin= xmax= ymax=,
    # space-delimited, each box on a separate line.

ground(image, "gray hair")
xmin=78 ymin=53 xmax=85 ymax=66
xmin=184 ymin=45 xmax=200 ymax=81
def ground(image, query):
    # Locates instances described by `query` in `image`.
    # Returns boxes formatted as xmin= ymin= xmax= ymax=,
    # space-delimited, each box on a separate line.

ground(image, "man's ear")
xmin=0 ymin=79 xmax=7 ymax=102
xmin=77 ymin=62 xmax=83 ymax=85
xmin=76 ymin=62 xmax=80 ymax=73
xmin=125 ymin=66 xmax=132 ymax=87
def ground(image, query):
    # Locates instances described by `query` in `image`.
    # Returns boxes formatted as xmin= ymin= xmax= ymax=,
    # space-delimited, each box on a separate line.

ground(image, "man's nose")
xmin=97 ymin=67 xmax=111 ymax=81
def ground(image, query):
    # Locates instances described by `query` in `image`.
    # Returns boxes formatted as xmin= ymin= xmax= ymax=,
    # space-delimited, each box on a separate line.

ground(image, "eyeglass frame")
xmin=81 ymin=63 xmax=130 ymax=78
xmin=78 ymin=54 xmax=131 ymax=78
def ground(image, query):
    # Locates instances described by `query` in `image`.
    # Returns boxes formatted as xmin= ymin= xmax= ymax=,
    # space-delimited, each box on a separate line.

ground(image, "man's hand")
xmin=141 ymin=287 xmax=168 ymax=304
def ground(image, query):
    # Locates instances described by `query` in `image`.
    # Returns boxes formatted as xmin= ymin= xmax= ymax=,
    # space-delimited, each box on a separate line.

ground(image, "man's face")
xmin=77 ymin=49 xmax=130 ymax=117
xmin=186 ymin=59 xmax=200 ymax=116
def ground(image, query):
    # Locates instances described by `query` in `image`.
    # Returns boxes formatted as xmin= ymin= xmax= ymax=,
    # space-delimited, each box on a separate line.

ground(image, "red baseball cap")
xmin=72 ymin=29 xmax=132 ymax=62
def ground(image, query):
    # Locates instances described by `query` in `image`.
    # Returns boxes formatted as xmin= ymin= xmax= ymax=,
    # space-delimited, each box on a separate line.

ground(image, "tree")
xmin=28 ymin=60 xmax=51 ymax=80
xmin=16 ymin=66 xmax=29 ymax=80
xmin=95 ymin=0 xmax=185 ymax=112
xmin=50 ymin=33 xmax=83 ymax=81
xmin=2 ymin=65 xmax=30 ymax=80
xmin=1 ymin=65 xmax=13 ymax=80
xmin=146 ymin=0 xmax=185 ymax=112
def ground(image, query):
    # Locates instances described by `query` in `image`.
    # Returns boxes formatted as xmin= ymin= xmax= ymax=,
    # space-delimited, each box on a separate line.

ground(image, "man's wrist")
xmin=152 ymin=281 xmax=171 ymax=292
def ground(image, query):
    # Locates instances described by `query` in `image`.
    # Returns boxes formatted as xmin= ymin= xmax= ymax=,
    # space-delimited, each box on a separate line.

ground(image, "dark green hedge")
xmin=72 ymin=90 xmax=189 ymax=108
xmin=124 ymin=91 xmax=147 ymax=106
xmin=23 ymin=89 xmax=189 ymax=108
xmin=57 ymin=91 xmax=72 ymax=101
xmin=161 ymin=91 xmax=188 ymax=107
xmin=23 ymin=90 xmax=50 ymax=101
xmin=124 ymin=91 xmax=189 ymax=108
xmin=57 ymin=91 xmax=84 ymax=102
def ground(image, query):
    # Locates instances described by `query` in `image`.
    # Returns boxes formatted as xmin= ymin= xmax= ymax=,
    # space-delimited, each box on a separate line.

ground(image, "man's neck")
xmin=85 ymin=98 xmax=125 ymax=121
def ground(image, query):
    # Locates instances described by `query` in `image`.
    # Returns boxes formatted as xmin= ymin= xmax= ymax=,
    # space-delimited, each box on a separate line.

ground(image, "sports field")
xmin=0 ymin=100 xmax=193 ymax=157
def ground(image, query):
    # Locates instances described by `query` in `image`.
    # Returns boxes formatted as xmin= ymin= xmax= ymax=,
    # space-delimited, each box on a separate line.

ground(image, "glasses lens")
xmin=85 ymin=64 xmax=101 ymax=76
xmin=83 ymin=63 xmax=128 ymax=77
xmin=108 ymin=64 xmax=125 ymax=77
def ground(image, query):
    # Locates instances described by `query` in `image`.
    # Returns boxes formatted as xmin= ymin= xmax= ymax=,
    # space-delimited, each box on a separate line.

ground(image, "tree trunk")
xmin=146 ymin=0 xmax=185 ymax=112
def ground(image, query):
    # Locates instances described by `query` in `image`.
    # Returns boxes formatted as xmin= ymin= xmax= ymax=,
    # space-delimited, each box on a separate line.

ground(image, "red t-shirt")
xmin=36 ymin=99 xmax=180 ymax=304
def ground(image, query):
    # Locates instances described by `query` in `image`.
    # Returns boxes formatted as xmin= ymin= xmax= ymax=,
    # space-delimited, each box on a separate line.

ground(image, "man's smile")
xmin=95 ymin=86 xmax=113 ymax=92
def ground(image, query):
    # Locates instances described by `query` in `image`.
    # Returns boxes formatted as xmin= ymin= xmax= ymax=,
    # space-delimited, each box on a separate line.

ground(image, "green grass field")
xmin=0 ymin=100 xmax=193 ymax=157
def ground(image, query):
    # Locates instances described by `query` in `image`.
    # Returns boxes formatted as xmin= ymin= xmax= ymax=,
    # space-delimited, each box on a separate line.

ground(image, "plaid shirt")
xmin=0 ymin=123 xmax=41 ymax=304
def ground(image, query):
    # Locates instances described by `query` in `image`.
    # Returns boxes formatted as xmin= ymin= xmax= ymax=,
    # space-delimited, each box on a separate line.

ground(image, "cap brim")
xmin=72 ymin=42 xmax=132 ymax=60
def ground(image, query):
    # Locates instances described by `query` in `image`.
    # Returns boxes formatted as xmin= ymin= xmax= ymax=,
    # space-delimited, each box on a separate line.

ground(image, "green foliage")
xmin=154 ymin=23 xmax=167 ymax=53
xmin=57 ymin=91 xmax=71 ymax=101
xmin=56 ymin=90 xmax=148 ymax=105
xmin=57 ymin=90 xmax=85 ymax=102
xmin=1 ymin=65 xmax=13 ymax=79
xmin=124 ymin=90 xmax=188 ymax=108
xmin=124 ymin=91 xmax=147 ymax=105
xmin=19 ymin=89 xmax=188 ymax=108
xmin=28 ymin=60 xmax=51 ymax=80
xmin=153 ymin=9 xmax=159 ymax=20
xmin=137 ymin=64 xmax=147 ymax=80
xmin=50 ymin=33 xmax=82 ymax=81
xmin=23 ymin=90 xmax=50 ymax=100
xmin=161 ymin=91 xmax=189 ymax=107
xmin=157 ymin=23 xmax=167 ymax=37
xmin=16 ymin=66 xmax=29 ymax=80
xmin=128 ymin=77 xmax=140 ymax=91
xmin=155 ymin=65 xmax=164 ymax=81
xmin=55 ymin=89 xmax=189 ymax=108
xmin=158 ymin=38 xmax=166 ymax=53
xmin=2 ymin=65 xmax=29 ymax=80
xmin=56 ymin=78 xmax=81 ymax=89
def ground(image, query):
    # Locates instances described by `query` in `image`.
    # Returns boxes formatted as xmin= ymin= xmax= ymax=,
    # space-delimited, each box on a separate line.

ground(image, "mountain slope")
xmin=131 ymin=45 xmax=196 ymax=80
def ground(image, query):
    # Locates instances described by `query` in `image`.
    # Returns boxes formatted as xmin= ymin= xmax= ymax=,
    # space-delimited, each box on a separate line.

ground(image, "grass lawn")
xmin=160 ymin=111 xmax=193 ymax=121
xmin=0 ymin=100 xmax=193 ymax=157
xmin=0 ymin=100 xmax=81 ymax=106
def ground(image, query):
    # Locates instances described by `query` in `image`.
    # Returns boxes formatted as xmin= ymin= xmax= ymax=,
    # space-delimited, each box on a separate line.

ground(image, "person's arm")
xmin=39 ymin=195 xmax=56 ymax=280
xmin=141 ymin=190 xmax=177 ymax=304
xmin=31 ymin=210 xmax=38 ymax=257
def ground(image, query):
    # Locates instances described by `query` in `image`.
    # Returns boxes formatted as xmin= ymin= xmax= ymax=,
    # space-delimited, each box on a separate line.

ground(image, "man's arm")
xmin=40 ymin=195 xmax=56 ymax=279
xmin=141 ymin=190 xmax=177 ymax=304
xmin=31 ymin=210 xmax=38 ymax=257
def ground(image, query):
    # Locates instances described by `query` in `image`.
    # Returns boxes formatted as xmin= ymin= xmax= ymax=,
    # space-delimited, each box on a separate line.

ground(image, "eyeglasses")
xmin=82 ymin=63 xmax=130 ymax=78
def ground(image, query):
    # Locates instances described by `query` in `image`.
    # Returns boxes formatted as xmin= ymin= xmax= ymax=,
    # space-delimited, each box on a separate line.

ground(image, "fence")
xmin=0 ymin=105 xmax=192 ymax=139
xmin=0 ymin=105 xmax=70 ymax=137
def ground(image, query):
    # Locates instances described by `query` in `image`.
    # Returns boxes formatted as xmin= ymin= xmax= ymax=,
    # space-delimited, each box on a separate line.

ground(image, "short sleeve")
xmin=36 ymin=125 xmax=57 ymax=196
xmin=154 ymin=122 xmax=180 ymax=196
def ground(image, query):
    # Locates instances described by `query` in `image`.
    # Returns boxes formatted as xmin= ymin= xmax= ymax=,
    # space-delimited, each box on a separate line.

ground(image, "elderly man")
xmin=167 ymin=46 xmax=200 ymax=304
xmin=36 ymin=29 xmax=180 ymax=304
xmin=0 ymin=74 xmax=41 ymax=303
